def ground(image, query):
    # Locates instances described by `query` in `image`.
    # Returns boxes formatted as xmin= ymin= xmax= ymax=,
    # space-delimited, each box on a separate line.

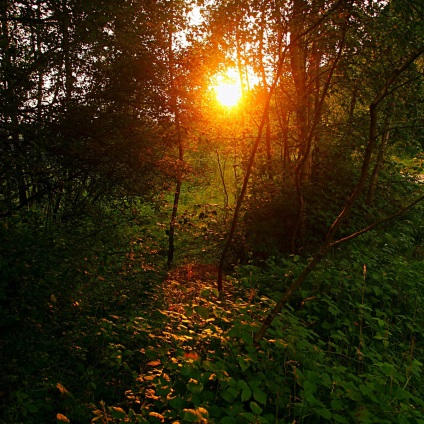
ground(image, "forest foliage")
xmin=1 ymin=0 xmax=424 ymax=423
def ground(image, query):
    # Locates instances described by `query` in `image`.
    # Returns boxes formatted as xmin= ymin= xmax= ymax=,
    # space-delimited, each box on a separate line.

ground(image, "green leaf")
xmin=250 ymin=401 xmax=263 ymax=414
xmin=210 ymin=288 xmax=220 ymax=297
xmin=237 ymin=357 xmax=250 ymax=371
xmin=333 ymin=413 xmax=349 ymax=423
xmin=194 ymin=305 xmax=209 ymax=319
xmin=184 ymin=306 xmax=194 ymax=317
xmin=237 ymin=380 xmax=249 ymax=390
xmin=110 ymin=407 xmax=126 ymax=419
xmin=239 ymin=412 xmax=256 ymax=421
xmin=222 ymin=387 xmax=238 ymax=403
xmin=25 ymin=403 xmax=38 ymax=414
xmin=303 ymin=380 xmax=317 ymax=395
xmin=200 ymin=288 xmax=211 ymax=297
xmin=314 ymin=407 xmax=332 ymax=419
xmin=187 ymin=380 xmax=203 ymax=394
xmin=252 ymin=388 xmax=267 ymax=405
xmin=306 ymin=371 xmax=322 ymax=384
xmin=169 ymin=396 xmax=185 ymax=410
xmin=241 ymin=387 xmax=252 ymax=402
xmin=182 ymin=409 xmax=200 ymax=422
xmin=227 ymin=326 xmax=242 ymax=337
xmin=220 ymin=417 xmax=235 ymax=424
xmin=331 ymin=399 xmax=343 ymax=411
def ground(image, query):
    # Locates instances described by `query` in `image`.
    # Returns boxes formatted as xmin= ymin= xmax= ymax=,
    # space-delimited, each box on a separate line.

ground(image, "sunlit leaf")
xmin=148 ymin=411 xmax=165 ymax=422
xmin=146 ymin=360 xmax=161 ymax=367
xmin=56 ymin=413 xmax=70 ymax=423
xmin=182 ymin=409 xmax=200 ymax=422
xmin=110 ymin=407 xmax=126 ymax=419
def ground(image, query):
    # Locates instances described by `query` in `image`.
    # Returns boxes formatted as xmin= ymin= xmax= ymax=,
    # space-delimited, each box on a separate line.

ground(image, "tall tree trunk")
xmin=216 ymin=150 xmax=229 ymax=220
xmin=366 ymin=106 xmax=393 ymax=207
xmin=258 ymin=3 xmax=272 ymax=179
xmin=366 ymin=130 xmax=390 ymax=207
xmin=61 ymin=0 xmax=72 ymax=107
xmin=289 ymin=0 xmax=310 ymax=252
xmin=1 ymin=2 xmax=28 ymax=207
xmin=167 ymin=9 xmax=184 ymax=268
xmin=217 ymin=51 xmax=287 ymax=291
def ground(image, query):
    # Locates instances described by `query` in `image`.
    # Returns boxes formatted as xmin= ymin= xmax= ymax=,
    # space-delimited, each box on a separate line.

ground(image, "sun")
xmin=214 ymin=81 xmax=242 ymax=107
xmin=211 ymin=70 xmax=242 ymax=108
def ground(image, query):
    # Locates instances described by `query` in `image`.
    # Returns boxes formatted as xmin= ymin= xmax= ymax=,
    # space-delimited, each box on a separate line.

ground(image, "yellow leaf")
xmin=56 ymin=413 xmax=70 ymax=423
xmin=146 ymin=360 xmax=161 ymax=366
xmin=149 ymin=411 xmax=165 ymax=422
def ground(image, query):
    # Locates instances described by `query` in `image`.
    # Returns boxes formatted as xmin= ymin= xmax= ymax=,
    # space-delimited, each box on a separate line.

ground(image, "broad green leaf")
xmin=333 ymin=413 xmax=349 ymax=423
xmin=227 ymin=326 xmax=242 ymax=337
xmin=250 ymin=401 xmax=263 ymax=414
xmin=220 ymin=417 xmax=235 ymax=424
xmin=25 ymin=403 xmax=38 ymax=413
xmin=110 ymin=407 xmax=126 ymax=419
xmin=314 ymin=407 xmax=332 ymax=419
xmin=169 ymin=396 xmax=185 ymax=410
xmin=306 ymin=371 xmax=322 ymax=384
xmin=331 ymin=399 xmax=343 ymax=411
xmin=237 ymin=380 xmax=249 ymax=390
xmin=182 ymin=409 xmax=199 ymax=422
xmin=187 ymin=380 xmax=203 ymax=394
xmin=239 ymin=412 xmax=256 ymax=421
xmin=194 ymin=305 xmax=209 ymax=319
xmin=252 ymin=388 xmax=267 ymax=405
xmin=222 ymin=387 xmax=238 ymax=403
xmin=237 ymin=357 xmax=250 ymax=371
xmin=241 ymin=387 xmax=252 ymax=402
xmin=184 ymin=306 xmax=194 ymax=317
xmin=303 ymin=380 xmax=317 ymax=395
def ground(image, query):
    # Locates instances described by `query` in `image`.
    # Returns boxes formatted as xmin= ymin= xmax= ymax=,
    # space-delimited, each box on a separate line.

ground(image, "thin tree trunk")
xmin=366 ymin=128 xmax=390 ymax=207
xmin=290 ymin=17 xmax=346 ymax=252
xmin=168 ymin=178 xmax=182 ymax=267
xmin=258 ymin=3 xmax=272 ymax=179
xmin=167 ymin=8 xmax=184 ymax=268
xmin=217 ymin=52 xmax=287 ymax=292
xmin=216 ymin=150 xmax=229 ymax=220
xmin=289 ymin=0 xmax=312 ymax=251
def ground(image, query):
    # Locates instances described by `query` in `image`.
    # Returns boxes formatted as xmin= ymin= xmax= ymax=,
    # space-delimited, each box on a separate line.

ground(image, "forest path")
xmin=160 ymin=263 xmax=219 ymax=314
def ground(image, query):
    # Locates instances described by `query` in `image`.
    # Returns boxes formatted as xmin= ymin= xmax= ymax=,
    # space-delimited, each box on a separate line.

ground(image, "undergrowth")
xmin=1 ymin=204 xmax=424 ymax=423
xmin=90 ymin=214 xmax=424 ymax=423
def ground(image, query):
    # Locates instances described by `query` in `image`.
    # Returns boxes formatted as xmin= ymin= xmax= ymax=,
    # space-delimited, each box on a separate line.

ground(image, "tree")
xmin=0 ymin=0 xmax=181 ymax=222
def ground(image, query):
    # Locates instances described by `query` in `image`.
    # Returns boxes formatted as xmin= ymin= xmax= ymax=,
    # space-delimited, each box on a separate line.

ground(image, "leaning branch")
xmin=254 ymin=44 xmax=424 ymax=345
xmin=331 ymin=192 xmax=424 ymax=247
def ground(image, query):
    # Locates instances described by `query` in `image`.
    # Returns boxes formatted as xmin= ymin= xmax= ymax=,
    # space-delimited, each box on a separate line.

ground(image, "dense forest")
xmin=1 ymin=0 xmax=424 ymax=422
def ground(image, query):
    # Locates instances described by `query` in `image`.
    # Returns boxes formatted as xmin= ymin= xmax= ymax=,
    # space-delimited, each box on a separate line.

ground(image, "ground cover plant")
xmin=2 ymin=200 xmax=424 ymax=423
xmin=87 ymin=211 xmax=424 ymax=424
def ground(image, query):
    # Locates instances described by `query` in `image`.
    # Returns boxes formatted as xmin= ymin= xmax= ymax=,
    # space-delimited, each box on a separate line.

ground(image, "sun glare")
xmin=212 ymin=70 xmax=242 ymax=108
